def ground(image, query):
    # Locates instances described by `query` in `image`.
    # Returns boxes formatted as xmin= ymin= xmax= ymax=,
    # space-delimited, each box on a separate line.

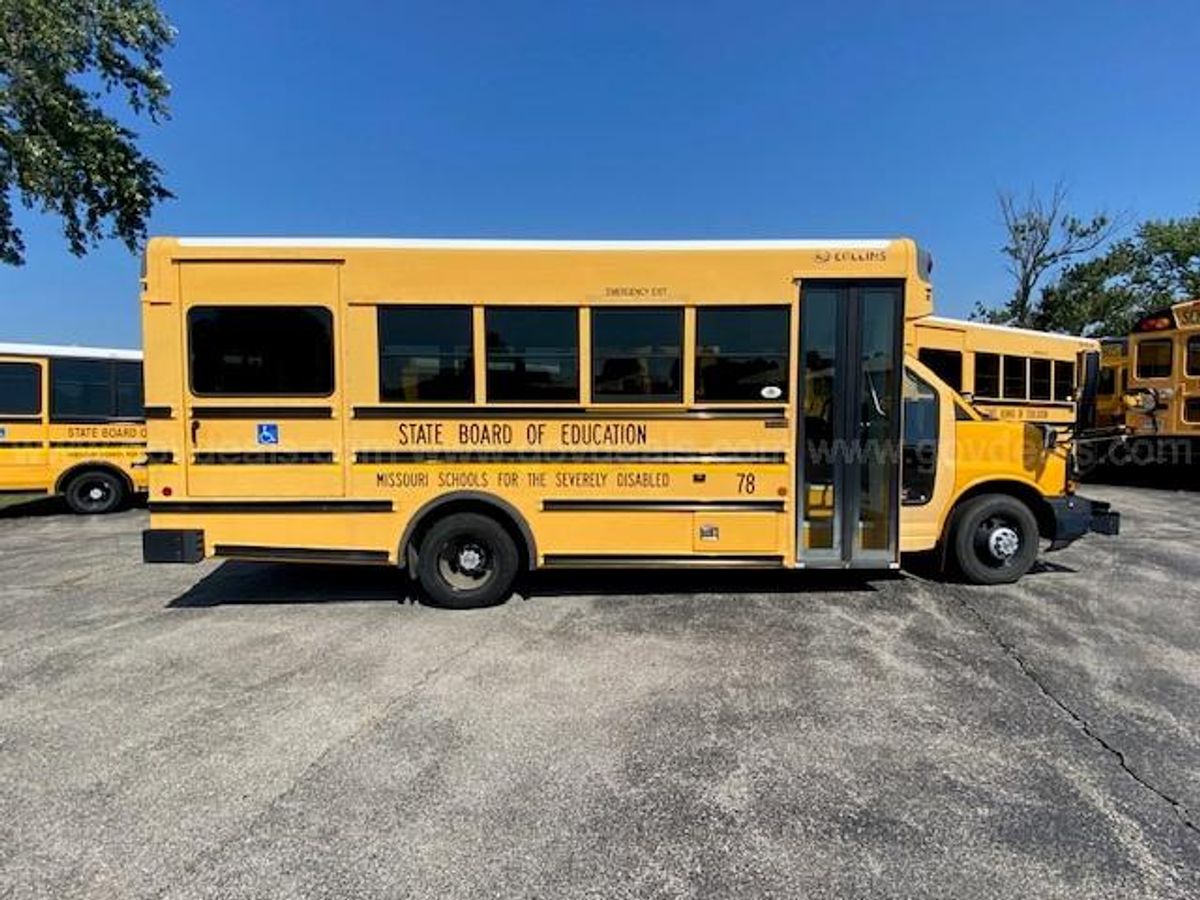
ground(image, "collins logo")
xmin=814 ymin=248 xmax=887 ymax=263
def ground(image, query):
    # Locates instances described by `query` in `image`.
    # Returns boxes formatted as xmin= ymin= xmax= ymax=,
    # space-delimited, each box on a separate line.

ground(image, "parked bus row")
xmin=1094 ymin=299 xmax=1200 ymax=460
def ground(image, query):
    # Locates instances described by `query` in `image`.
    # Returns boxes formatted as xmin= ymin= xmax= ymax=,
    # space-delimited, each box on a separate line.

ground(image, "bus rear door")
xmin=178 ymin=262 xmax=346 ymax=499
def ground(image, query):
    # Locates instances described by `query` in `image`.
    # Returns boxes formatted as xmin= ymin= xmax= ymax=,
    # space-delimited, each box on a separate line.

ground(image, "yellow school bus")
xmin=912 ymin=317 xmax=1099 ymax=424
xmin=1122 ymin=300 xmax=1200 ymax=456
xmin=139 ymin=237 xmax=1118 ymax=606
xmin=0 ymin=342 xmax=147 ymax=513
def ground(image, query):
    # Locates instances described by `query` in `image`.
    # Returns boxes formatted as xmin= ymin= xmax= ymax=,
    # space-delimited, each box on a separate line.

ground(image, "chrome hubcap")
xmin=458 ymin=545 xmax=485 ymax=574
xmin=988 ymin=526 xmax=1020 ymax=561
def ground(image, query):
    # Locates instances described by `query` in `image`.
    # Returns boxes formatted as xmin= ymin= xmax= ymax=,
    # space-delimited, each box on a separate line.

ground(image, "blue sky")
xmin=3 ymin=0 xmax=1198 ymax=347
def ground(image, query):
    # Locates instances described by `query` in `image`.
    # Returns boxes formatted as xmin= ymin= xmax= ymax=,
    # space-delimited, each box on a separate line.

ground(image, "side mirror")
xmin=1036 ymin=425 xmax=1059 ymax=450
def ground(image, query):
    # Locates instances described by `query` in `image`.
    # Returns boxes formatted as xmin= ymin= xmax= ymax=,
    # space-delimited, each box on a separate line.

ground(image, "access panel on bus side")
xmin=178 ymin=262 xmax=347 ymax=498
xmin=0 ymin=355 xmax=49 ymax=493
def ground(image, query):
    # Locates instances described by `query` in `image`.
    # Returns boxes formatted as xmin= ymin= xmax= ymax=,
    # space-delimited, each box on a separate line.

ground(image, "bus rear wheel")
xmin=415 ymin=512 xmax=519 ymax=609
xmin=949 ymin=494 xmax=1039 ymax=585
xmin=63 ymin=469 xmax=126 ymax=515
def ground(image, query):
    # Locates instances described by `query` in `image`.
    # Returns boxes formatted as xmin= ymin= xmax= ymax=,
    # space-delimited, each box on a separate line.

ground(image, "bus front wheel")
xmin=63 ymin=469 xmax=127 ymax=515
xmin=949 ymin=494 xmax=1039 ymax=585
xmin=415 ymin=512 xmax=519 ymax=609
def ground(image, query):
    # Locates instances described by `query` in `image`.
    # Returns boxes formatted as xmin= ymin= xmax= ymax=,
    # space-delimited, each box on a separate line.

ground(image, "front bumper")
xmin=1046 ymin=495 xmax=1120 ymax=551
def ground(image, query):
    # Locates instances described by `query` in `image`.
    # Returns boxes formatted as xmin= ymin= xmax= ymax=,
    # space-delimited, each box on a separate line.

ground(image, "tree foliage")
xmin=976 ymin=183 xmax=1120 ymax=328
xmin=1036 ymin=214 xmax=1200 ymax=336
xmin=0 ymin=0 xmax=174 ymax=264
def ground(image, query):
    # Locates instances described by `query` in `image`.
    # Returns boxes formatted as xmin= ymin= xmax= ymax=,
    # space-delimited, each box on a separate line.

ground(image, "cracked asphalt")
xmin=1 ymin=483 xmax=1198 ymax=899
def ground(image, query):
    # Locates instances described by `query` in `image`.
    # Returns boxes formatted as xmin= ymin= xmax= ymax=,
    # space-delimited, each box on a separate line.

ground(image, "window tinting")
xmin=975 ymin=352 xmax=1000 ymax=398
xmin=1030 ymin=358 xmax=1052 ymax=401
xmin=51 ymin=358 xmax=143 ymax=420
xmin=1187 ymin=336 xmax=1200 ymax=377
xmin=1136 ymin=339 xmax=1172 ymax=380
xmin=592 ymin=308 xmax=682 ymax=402
xmin=696 ymin=307 xmax=790 ymax=402
xmin=378 ymin=306 xmax=473 ymax=402
xmin=486 ymin=308 xmax=578 ymax=402
xmin=1003 ymin=355 xmax=1027 ymax=399
xmin=902 ymin=369 xmax=938 ymax=506
xmin=1186 ymin=398 xmax=1200 ymax=424
xmin=0 ymin=362 xmax=41 ymax=416
xmin=917 ymin=348 xmax=963 ymax=392
xmin=116 ymin=361 xmax=144 ymax=418
xmin=1054 ymin=360 xmax=1075 ymax=402
xmin=189 ymin=306 xmax=334 ymax=396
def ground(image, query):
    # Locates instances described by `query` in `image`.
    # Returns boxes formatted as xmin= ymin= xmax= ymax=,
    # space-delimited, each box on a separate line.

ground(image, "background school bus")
xmin=0 ymin=343 xmax=146 ymax=513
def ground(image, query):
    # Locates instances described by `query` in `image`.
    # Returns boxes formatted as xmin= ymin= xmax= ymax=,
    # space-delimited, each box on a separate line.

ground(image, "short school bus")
xmin=140 ymin=237 xmax=1118 ymax=607
xmin=0 ymin=343 xmax=147 ymax=513
xmin=912 ymin=317 xmax=1099 ymax=424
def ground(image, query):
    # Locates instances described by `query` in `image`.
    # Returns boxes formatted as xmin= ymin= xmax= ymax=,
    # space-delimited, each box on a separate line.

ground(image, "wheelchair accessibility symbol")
xmin=256 ymin=423 xmax=279 ymax=446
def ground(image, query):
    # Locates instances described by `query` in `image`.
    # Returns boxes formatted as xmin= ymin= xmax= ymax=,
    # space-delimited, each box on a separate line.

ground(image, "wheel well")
xmin=949 ymin=480 xmax=1056 ymax=540
xmin=55 ymin=462 xmax=135 ymax=498
xmin=400 ymin=492 xmax=536 ymax=571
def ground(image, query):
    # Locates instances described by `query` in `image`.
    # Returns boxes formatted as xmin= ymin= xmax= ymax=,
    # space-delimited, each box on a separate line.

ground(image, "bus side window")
xmin=1054 ymin=360 xmax=1076 ymax=402
xmin=975 ymin=352 xmax=1000 ymax=398
xmin=916 ymin=348 xmax=962 ymax=392
xmin=486 ymin=307 xmax=579 ymax=403
xmin=51 ymin=358 xmax=143 ymax=421
xmin=378 ymin=306 xmax=474 ymax=402
xmin=902 ymin=369 xmax=938 ymax=506
xmin=1136 ymin=339 xmax=1173 ymax=380
xmin=0 ymin=362 xmax=41 ymax=416
xmin=1003 ymin=354 xmax=1028 ymax=400
xmin=592 ymin=308 xmax=682 ymax=403
xmin=1030 ymin=358 xmax=1052 ymax=401
xmin=695 ymin=306 xmax=790 ymax=402
xmin=1097 ymin=366 xmax=1116 ymax=397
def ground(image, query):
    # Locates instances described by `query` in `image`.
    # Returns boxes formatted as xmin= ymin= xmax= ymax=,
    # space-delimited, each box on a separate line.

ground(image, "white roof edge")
xmin=920 ymin=316 xmax=1095 ymax=344
xmin=0 ymin=342 xmax=142 ymax=361
xmin=174 ymin=237 xmax=896 ymax=251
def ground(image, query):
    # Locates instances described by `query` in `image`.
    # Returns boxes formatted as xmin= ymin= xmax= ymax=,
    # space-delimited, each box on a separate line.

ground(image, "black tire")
xmin=415 ymin=513 xmax=519 ymax=609
xmin=63 ymin=469 xmax=126 ymax=515
xmin=948 ymin=493 xmax=1040 ymax=585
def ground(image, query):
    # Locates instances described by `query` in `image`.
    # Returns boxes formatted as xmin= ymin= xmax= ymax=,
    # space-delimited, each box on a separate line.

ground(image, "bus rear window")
xmin=0 ymin=361 xmax=41 ymax=416
xmin=1188 ymin=336 xmax=1199 ymax=377
xmin=1136 ymin=339 xmax=1172 ymax=379
xmin=188 ymin=306 xmax=334 ymax=396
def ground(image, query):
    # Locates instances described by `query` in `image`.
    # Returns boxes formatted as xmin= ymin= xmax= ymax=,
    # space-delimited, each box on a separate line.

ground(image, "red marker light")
xmin=162 ymin=486 xmax=173 ymax=497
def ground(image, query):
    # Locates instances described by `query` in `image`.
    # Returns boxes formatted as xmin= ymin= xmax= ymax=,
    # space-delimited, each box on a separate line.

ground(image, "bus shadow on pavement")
xmin=167 ymin=561 xmax=891 ymax=608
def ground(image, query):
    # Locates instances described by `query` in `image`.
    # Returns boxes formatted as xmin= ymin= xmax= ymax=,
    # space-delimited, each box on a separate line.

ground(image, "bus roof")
xmin=172 ymin=237 xmax=897 ymax=251
xmin=919 ymin=316 xmax=1095 ymax=346
xmin=0 ymin=341 xmax=142 ymax=362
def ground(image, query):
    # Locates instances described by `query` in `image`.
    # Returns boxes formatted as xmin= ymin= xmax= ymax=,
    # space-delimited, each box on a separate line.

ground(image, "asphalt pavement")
xmin=0 ymin=483 xmax=1197 ymax=899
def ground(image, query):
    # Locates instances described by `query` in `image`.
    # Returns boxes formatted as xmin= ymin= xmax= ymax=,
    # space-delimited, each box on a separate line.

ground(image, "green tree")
xmin=975 ymin=183 xmax=1119 ymax=328
xmin=0 ymin=0 xmax=174 ymax=265
xmin=1036 ymin=214 xmax=1200 ymax=336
